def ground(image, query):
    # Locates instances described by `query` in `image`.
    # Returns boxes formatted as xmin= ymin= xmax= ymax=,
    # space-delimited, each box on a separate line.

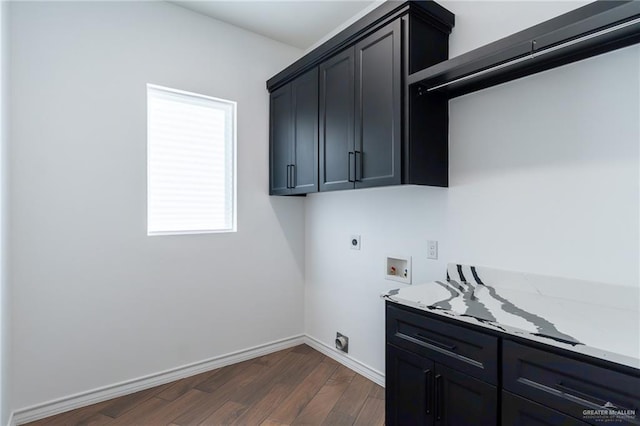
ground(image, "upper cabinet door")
xmin=354 ymin=20 xmax=402 ymax=189
xmin=319 ymin=48 xmax=356 ymax=192
xmin=291 ymin=68 xmax=319 ymax=195
xmin=269 ymin=84 xmax=292 ymax=195
xmin=269 ymin=68 xmax=318 ymax=196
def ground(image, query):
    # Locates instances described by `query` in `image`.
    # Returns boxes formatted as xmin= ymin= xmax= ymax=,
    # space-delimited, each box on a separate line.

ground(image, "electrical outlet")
xmin=427 ymin=240 xmax=438 ymax=260
xmin=350 ymin=235 xmax=361 ymax=250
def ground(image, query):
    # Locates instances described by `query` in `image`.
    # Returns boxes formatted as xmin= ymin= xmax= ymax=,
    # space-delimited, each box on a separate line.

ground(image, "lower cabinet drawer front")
xmin=503 ymin=340 xmax=640 ymax=425
xmin=387 ymin=304 xmax=498 ymax=384
xmin=503 ymin=390 xmax=589 ymax=425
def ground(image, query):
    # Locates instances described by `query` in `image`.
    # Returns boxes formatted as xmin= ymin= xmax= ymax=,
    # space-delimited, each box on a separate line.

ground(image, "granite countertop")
xmin=382 ymin=264 xmax=640 ymax=370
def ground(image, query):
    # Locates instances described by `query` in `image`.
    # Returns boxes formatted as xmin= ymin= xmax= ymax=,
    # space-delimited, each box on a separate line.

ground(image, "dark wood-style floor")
xmin=25 ymin=345 xmax=385 ymax=426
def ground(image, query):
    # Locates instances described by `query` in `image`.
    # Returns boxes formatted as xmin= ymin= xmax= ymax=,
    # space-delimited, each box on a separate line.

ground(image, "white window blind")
xmin=147 ymin=84 xmax=236 ymax=235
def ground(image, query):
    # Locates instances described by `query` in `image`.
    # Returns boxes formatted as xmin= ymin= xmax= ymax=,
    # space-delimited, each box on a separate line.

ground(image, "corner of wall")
xmin=0 ymin=0 xmax=11 ymax=424
xmin=302 ymin=0 xmax=386 ymax=55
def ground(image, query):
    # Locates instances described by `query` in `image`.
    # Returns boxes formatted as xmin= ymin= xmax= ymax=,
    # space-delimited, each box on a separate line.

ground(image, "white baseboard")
xmin=303 ymin=335 xmax=385 ymax=388
xmin=9 ymin=333 xmax=386 ymax=426
xmin=10 ymin=334 xmax=305 ymax=426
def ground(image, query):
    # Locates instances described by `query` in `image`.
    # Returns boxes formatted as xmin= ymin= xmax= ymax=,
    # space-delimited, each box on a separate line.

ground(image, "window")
xmin=147 ymin=84 xmax=236 ymax=235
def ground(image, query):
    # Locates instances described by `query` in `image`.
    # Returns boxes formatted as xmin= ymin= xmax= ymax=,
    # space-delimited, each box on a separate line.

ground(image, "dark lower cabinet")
xmin=503 ymin=391 xmax=589 ymax=426
xmin=386 ymin=344 xmax=497 ymax=426
xmin=269 ymin=67 xmax=318 ymax=195
xmin=386 ymin=344 xmax=434 ymax=426
xmin=386 ymin=302 xmax=640 ymax=426
xmin=503 ymin=340 xmax=640 ymax=426
xmin=436 ymin=364 xmax=497 ymax=425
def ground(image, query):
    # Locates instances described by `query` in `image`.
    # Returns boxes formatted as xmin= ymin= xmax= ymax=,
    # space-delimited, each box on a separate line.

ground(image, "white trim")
xmin=11 ymin=335 xmax=304 ymax=426
xmin=9 ymin=333 xmax=386 ymax=425
xmin=303 ymin=335 xmax=385 ymax=388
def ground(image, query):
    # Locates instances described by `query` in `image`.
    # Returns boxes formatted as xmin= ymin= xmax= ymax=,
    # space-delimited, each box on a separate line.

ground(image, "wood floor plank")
xmin=198 ymin=401 xmax=248 ymax=425
xmin=291 ymin=345 xmax=316 ymax=355
xmin=369 ymin=384 xmax=385 ymax=400
xmin=28 ymin=346 xmax=383 ymax=426
xmin=103 ymin=396 xmax=168 ymax=426
xmin=254 ymin=347 xmax=294 ymax=367
xmin=76 ymin=413 xmax=115 ymax=426
xmin=259 ymin=420 xmax=288 ymax=426
xmin=156 ymin=369 xmax=221 ymax=402
xmin=263 ymin=359 xmax=338 ymax=425
xmin=172 ymin=362 xmax=265 ymax=425
xmin=194 ymin=359 xmax=256 ymax=393
xmin=99 ymin=382 xmax=172 ymax=418
xmin=353 ymin=396 xmax=385 ymax=426
xmin=230 ymin=349 xmax=322 ymax=408
xmin=25 ymin=400 xmax=114 ymax=426
xmin=321 ymin=356 xmax=340 ymax=368
xmin=277 ymin=350 xmax=325 ymax=387
xmin=230 ymin=383 xmax=290 ymax=425
xmin=111 ymin=389 xmax=213 ymax=426
xmin=321 ymin=374 xmax=375 ymax=425
xmin=291 ymin=365 xmax=356 ymax=425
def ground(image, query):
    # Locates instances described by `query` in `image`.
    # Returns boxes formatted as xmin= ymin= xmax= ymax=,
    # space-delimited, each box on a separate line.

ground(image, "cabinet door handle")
xmin=290 ymin=164 xmax=296 ymax=188
xmin=348 ymin=152 xmax=355 ymax=182
xmin=556 ymin=382 xmax=609 ymax=408
xmin=415 ymin=333 xmax=457 ymax=352
xmin=435 ymin=374 xmax=443 ymax=421
xmin=354 ymin=150 xmax=362 ymax=182
xmin=286 ymin=165 xmax=290 ymax=188
xmin=425 ymin=369 xmax=433 ymax=415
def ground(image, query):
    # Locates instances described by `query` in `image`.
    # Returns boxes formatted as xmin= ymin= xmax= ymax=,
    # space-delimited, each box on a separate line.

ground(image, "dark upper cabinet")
xmin=319 ymin=19 xmax=403 ymax=192
xmin=319 ymin=48 xmax=355 ymax=192
xmin=268 ymin=1 xmax=455 ymax=195
xmin=269 ymin=68 xmax=318 ymax=195
xmin=269 ymin=84 xmax=292 ymax=195
xmin=354 ymin=19 xmax=402 ymax=189
xmin=291 ymin=68 xmax=319 ymax=195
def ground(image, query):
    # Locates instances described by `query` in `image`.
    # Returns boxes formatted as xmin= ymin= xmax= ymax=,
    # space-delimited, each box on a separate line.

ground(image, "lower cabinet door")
xmin=435 ymin=364 xmax=497 ymax=426
xmin=386 ymin=344 xmax=435 ymax=426
xmin=502 ymin=390 xmax=589 ymax=425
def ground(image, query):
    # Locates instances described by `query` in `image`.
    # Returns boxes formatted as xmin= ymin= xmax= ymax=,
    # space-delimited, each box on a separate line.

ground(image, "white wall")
xmin=1 ymin=0 xmax=10 ymax=423
xmin=305 ymin=1 xmax=640 ymax=376
xmin=9 ymin=1 xmax=305 ymax=410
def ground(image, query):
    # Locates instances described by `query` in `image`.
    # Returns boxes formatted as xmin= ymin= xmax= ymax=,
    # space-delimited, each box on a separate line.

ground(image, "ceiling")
xmin=171 ymin=1 xmax=377 ymax=50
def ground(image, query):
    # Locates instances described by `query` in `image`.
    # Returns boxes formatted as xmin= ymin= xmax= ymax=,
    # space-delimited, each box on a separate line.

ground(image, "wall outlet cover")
xmin=350 ymin=235 xmax=361 ymax=250
xmin=427 ymin=240 xmax=438 ymax=260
